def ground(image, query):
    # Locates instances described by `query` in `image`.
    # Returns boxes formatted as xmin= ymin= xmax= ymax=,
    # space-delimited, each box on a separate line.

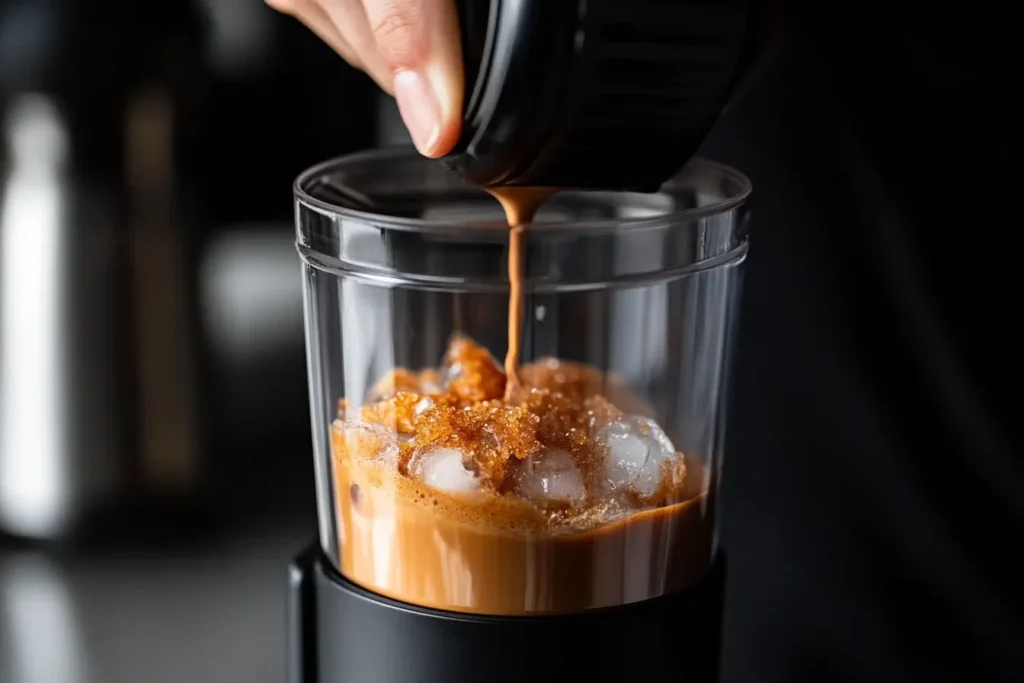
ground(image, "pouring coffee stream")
xmin=487 ymin=187 xmax=557 ymax=397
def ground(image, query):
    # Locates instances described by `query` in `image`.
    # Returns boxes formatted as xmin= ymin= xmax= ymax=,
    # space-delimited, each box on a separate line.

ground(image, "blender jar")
xmin=295 ymin=148 xmax=749 ymax=616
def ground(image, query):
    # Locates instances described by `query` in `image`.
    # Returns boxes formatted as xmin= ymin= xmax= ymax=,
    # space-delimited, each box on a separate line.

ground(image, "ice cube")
xmin=408 ymin=447 xmax=482 ymax=494
xmin=442 ymin=361 xmax=463 ymax=387
xmin=514 ymin=449 xmax=586 ymax=506
xmin=338 ymin=420 xmax=400 ymax=466
xmin=413 ymin=396 xmax=434 ymax=415
xmin=594 ymin=416 xmax=679 ymax=498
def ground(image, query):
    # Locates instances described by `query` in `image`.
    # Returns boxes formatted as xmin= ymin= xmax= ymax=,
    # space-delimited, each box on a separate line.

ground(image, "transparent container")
xmin=295 ymin=148 xmax=750 ymax=616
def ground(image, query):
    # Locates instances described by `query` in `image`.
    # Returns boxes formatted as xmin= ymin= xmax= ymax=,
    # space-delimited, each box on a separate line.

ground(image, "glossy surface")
xmin=0 ymin=518 xmax=308 ymax=683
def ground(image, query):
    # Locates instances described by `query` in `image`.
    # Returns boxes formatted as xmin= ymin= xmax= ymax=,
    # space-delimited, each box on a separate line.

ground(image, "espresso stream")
xmin=332 ymin=189 xmax=715 ymax=615
xmin=489 ymin=187 xmax=555 ymax=398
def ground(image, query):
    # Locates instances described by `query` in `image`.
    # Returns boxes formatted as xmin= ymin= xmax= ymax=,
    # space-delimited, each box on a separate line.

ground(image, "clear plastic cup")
xmin=295 ymin=148 xmax=750 ymax=616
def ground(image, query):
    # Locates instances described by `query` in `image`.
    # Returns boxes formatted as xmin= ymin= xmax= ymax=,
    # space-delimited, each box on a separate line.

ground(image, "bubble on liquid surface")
xmin=513 ymin=449 xmax=586 ymax=506
xmin=407 ymin=447 xmax=482 ymax=494
xmin=595 ymin=416 xmax=679 ymax=498
xmin=339 ymin=420 xmax=399 ymax=466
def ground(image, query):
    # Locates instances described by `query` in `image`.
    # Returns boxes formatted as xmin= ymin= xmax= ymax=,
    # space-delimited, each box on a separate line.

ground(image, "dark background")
xmin=1 ymin=2 xmax=1021 ymax=682
xmin=706 ymin=5 xmax=1021 ymax=681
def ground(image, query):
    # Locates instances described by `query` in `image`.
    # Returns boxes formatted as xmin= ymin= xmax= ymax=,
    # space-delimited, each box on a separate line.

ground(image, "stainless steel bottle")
xmin=0 ymin=1 xmax=207 ymax=540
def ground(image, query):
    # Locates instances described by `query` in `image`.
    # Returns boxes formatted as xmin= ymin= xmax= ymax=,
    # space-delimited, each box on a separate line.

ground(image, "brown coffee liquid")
xmin=334 ymin=435 xmax=713 ymax=615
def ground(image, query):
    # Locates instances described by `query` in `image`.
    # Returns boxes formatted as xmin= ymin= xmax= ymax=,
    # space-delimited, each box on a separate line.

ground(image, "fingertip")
xmin=393 ymin=66 xmax=462 ymax=159
xmin=424 ymin=72 xmax=462 ymax=158
xmin=427 ymin=117 xmax=462 ymax=158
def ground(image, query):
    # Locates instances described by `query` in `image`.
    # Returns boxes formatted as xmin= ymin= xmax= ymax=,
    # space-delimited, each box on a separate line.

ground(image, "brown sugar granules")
xmin=443 ymin=335 xmax=507 ymax=404
xmin=400 ymin=401 xmax=541 ymax=486
xmin=338 ymin=335 xmax=681 ymax=500
xmin=368 ymin=368 xmax=442 ymax=402
xmin=360 ymin=391 xmax=424 ymax=435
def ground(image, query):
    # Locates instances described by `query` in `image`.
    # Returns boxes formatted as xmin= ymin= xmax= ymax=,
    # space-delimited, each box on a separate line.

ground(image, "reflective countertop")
xmin=0 ymin=513 xmax=313 ymax=683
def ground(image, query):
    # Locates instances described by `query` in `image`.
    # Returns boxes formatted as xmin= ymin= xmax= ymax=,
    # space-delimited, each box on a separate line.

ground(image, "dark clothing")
xmin=703 ymin=4 xmax=1022 ymax=681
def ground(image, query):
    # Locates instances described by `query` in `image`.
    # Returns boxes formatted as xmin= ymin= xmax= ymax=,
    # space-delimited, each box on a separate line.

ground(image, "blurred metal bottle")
xmin=0 ymin=0 xmax=209 ymax=541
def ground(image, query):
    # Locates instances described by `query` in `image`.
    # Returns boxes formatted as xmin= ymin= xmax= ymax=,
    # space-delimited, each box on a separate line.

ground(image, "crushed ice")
xmin=594 ymin=416 xmax=679 ymax=498
xmin=442 ymin=361 xmax=463 ymax=388
xmin=413 ymin=396 xmax=434 ymax=415
xmin=339 ymin=420 xmax=400 ymax=466
xmin=407 ymin=447 xmax=482 ymax=493
xmin=513 ymin=449 xmax=586 ymax=506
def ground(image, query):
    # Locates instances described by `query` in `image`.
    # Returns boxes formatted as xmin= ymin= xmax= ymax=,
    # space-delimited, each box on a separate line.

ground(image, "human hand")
xmin=266 ymin=0 xmax=463 ymax=157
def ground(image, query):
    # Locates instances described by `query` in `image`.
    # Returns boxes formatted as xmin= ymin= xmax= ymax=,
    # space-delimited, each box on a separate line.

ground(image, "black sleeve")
xmin=701 ymin=2 xmax=1024 ymax=681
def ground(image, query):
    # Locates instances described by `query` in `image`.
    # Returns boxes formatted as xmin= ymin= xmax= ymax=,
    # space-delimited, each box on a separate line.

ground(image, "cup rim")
xmin=293 ymin=147 xmax=752 ymax=236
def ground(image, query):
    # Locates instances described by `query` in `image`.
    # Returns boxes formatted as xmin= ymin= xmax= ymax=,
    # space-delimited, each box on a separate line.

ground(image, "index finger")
xmin=360 ymin=0 xmax=464 ymax=157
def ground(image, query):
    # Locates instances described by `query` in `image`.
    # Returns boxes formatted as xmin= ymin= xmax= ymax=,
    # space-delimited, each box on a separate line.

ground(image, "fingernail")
xmin=393 ymin=70 xmax=441 ymax=157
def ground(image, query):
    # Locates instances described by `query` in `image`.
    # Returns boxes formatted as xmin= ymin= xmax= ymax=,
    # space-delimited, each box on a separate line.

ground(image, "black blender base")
xmin=287 ymin=544 xmax=725 ymax=683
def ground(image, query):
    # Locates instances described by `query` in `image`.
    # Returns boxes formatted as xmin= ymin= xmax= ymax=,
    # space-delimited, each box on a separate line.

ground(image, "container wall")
xmin=296 ymin=149 xmax=749 ymax=616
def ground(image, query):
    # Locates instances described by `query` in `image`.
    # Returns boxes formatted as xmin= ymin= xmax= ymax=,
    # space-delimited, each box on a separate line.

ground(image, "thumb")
xmin=360 ymin=0 xmax=464 ymax=158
